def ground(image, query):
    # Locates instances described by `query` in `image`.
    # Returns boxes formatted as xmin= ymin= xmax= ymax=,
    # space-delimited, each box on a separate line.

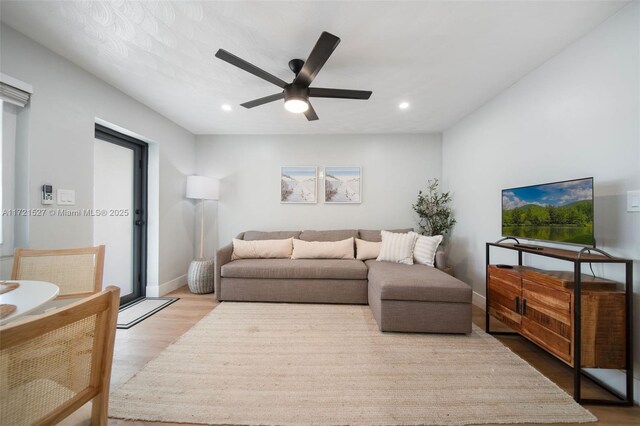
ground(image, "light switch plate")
xmin=57 ymin=189 xmax=76 ymax=205
xmin=627 ymin=190 xmax=640 ymax=212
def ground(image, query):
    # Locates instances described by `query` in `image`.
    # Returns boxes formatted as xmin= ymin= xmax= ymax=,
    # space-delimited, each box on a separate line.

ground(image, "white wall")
xmin=442 ymin=3 xmax=639 ymax=401
xmin=0 ymin=24 xmax=197 ymax=295
xmin=196 ymin=133 xmax=441 ymax=252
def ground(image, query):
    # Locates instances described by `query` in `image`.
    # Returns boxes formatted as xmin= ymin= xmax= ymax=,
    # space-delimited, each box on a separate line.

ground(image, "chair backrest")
xmin=0 ymin=286 xmax=120 ymax=425
xmin=11 ymin=245 xmax=105 ymax=298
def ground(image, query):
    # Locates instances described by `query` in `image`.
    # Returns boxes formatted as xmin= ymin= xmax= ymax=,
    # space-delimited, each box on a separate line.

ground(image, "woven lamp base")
xmin=187 ymin=259 xmax=214 ymax=294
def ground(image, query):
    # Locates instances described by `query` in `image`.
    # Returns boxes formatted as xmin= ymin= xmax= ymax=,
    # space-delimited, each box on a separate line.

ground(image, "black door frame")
xmin=95 ymin=124 xmax=148 ymax=306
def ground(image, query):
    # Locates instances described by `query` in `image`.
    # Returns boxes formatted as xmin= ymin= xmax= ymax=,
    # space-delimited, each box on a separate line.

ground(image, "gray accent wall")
xmin=196 ymin=133 xmax=442 ymax=252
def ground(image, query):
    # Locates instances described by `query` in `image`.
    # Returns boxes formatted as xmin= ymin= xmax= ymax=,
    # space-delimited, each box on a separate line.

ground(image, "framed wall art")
xmin=280 ymin=166 xmax=317 ymax=203
xmin=324 ymin=166 xmax=361 ymax=203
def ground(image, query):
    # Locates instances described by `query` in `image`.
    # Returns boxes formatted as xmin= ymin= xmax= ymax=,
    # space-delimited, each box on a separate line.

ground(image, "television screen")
xmin=502 ymin=177 xmax=594 ymax=246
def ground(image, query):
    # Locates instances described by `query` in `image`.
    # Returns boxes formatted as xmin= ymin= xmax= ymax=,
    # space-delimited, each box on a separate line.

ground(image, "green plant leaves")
xmin=412 ymin=178 xmax=456 ymax=236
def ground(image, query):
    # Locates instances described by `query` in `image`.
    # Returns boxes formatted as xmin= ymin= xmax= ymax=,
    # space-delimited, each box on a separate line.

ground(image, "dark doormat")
xmin=117 ymin=297 xmax=178 ymax=329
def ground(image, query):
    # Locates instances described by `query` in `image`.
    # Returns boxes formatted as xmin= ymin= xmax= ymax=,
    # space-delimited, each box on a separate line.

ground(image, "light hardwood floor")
xmin=101 ymin=286 xmax=638 ymax=426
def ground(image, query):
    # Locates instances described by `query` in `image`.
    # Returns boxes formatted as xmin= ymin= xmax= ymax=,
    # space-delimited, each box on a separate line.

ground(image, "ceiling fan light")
xmin=284 ymin=98 xmax=309 ymax=113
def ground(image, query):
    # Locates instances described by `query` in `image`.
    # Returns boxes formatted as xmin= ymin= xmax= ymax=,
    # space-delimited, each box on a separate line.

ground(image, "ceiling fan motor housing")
xmin=284 ymin=84 xmax=308 ymax=103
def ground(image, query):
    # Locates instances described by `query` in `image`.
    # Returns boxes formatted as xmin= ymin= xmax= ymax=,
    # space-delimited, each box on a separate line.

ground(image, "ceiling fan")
xmin=215 ymin=31 xmax=372 ymax=121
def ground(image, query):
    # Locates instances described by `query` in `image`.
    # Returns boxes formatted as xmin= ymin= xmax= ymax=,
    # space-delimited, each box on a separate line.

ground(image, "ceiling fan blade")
xmin=309 ymin=87 xmax=372 ymax=100
xmin=215 ymin=49 xmax=288 ymax=89
xmin=304 ymin=103 xmax=319 ymax=121
xmin=293 ymin=32 xmax=340 ymax=88
xmin=240 ymin=92 xmax=285 ymax=109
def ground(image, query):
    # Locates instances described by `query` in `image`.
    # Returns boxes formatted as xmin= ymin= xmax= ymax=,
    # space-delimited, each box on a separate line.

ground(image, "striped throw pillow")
xmin=411 ymin=233 xmax=443 ymax=267
xmin=376 ymin=230 xmax=418 ymax=264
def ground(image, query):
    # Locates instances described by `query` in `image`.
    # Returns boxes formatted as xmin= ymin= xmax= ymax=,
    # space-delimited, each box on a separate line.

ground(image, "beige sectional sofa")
xmin=215 ymin=229 xmax=472 ymax=334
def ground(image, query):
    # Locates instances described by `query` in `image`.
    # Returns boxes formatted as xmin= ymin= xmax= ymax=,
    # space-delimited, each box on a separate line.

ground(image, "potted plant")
xmin=412 ymin=178 xmax=456 ymax=237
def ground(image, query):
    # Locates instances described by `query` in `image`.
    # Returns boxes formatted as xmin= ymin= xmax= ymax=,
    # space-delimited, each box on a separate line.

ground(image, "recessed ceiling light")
xmin=222 ymin=104 xmax=232 ymax=111
xmin=398 ymin=102 xmax=410 ymax=110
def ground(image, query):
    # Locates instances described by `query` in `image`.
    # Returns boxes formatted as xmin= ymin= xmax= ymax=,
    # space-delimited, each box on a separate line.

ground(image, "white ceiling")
xmin=0 ymin=1 xmax=628 ymax=135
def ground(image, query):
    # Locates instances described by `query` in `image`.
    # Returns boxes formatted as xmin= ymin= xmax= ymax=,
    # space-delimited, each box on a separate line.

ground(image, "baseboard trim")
xmin=472 ymin=291 xmax=486 ymax=310
xmin=146 ymin=274 xmax=186 ymax=297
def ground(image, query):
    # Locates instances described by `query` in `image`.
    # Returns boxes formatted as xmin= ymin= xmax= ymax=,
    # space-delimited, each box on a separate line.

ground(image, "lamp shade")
xmin=186 ymin=175 xmax=219 ymax=200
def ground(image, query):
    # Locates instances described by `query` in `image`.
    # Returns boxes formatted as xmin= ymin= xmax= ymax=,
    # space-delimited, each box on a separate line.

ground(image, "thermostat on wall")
xmin=42 ymin=184 xmax=53 ymax=205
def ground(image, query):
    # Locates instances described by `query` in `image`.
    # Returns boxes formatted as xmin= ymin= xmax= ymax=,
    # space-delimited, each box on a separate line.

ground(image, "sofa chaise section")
xmin=366 ymin=260 xmax=472 ymax=334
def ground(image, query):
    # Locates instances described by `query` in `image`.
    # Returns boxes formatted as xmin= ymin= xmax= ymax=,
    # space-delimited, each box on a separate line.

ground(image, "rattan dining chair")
xmin=11 ymin=245 xmax=105 ymax=299
xmin=0 ymin=286 xmax=120 ymax=425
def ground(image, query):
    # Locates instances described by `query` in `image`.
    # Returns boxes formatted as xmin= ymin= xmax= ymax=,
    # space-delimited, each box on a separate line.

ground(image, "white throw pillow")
xmin=355 ymin=238 xmax=381 ymax=260
xmin=411 ymin=232 xmax=443 ymax=267
xmin=376 ymin=230 xmax=418 ymax=265
xmin=291 ymin=237 xmax=355 ymax=259
xmin=231 ymin=238 xmax=293 ymax=260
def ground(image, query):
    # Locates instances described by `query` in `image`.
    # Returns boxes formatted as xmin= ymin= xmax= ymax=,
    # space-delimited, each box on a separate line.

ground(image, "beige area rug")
xmin=110 ymin=302 xmax=596 ymax=425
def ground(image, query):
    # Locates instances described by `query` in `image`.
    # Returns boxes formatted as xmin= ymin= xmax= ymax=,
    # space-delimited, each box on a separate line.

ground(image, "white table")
xmin=0 ymin=280 xmax=60 ymax=325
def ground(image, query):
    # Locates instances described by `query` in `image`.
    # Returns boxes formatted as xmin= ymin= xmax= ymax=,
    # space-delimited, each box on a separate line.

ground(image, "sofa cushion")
xmin=231 ymin=238 xmax=293 ymax=260
xmin=355 ymin=238 xmax=381 ymax=260
xmin=221 ymin=259 xmax=368 ymax=280
xmin=376 ymin=230 xmax=418 ymax=265
xmin=366 ymin=260 xmax=471 ymax=304
xmin=299 ymin=229 xmax=358 ymax=242
xmin=292 ymin=238 xmax=355 ymax=259
xmin=358 ymin=228 xmax=413 ymax=242
xmin=411 ymin=233 xmax=443 ymax=267
xmin=243 ymin=230 xmax=301 ymax=241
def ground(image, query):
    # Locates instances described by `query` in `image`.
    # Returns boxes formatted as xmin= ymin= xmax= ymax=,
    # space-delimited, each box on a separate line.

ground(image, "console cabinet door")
xmin=488 ymin=267 xmax=522 ymax=331
xmin=521 ymin=279 xmax=572 ymax=365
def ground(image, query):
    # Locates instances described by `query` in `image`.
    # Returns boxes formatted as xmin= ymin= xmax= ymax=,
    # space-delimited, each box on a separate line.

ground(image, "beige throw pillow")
xmin=376 ymin=230 xmax=418 ymax=265
xmin=291 ymin=238 xmax=355 ymax=259
xmin=231 ymin=238 xmax=293 ymax=260
xmin=355 ymin=238 xmax=381 ymax=260
xmin=411 ymin=232 xmax=443 ymax=267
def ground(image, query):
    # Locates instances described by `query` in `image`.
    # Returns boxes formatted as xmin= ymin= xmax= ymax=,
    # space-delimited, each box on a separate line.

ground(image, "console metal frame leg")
xmin=572 ymin=260 xmax=633 ymax=406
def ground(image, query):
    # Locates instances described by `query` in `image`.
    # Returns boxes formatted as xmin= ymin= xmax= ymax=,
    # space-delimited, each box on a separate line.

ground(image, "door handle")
xmin=514 ymin=296 xmax=520 ymax=314
xmin=135 ymin=220 xmax=145 ymax=226
xmin=522 ymin=299 xmax=527 ymax=316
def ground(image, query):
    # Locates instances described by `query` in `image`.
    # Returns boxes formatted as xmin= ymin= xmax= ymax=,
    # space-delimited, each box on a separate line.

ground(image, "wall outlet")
xmin=57 ymin=189 xmax=76 ymax=205
xmin=627 ymin=190 xmax=640 ymax=212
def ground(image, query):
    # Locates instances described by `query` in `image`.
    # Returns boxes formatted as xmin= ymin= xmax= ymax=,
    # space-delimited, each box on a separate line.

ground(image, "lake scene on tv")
xmin=502 ymin=178 xmax=594 ymax=246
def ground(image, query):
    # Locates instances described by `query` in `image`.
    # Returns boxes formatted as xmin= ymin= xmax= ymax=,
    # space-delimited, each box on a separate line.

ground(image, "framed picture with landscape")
xmin=280 ymin=166 xmax=317 ymax=203
xmin=324 ymin=167 xmax=361 ymax=203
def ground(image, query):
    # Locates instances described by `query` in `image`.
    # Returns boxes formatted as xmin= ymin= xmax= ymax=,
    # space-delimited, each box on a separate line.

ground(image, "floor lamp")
xmin=186 ymin=175 xmax=219 ymax=293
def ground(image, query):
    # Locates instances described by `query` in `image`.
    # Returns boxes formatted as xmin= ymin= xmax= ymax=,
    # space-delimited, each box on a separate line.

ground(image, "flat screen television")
xmin=501 ymin=177 xmax=594 ymax=247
